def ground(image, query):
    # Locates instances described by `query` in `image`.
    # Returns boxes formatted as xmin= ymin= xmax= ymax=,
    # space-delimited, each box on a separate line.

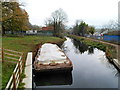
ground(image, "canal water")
xmin=33 ymin=37 xmax=119 ymax=88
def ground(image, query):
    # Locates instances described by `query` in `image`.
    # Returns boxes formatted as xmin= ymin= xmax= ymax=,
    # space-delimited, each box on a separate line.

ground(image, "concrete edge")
xmin=22 ymin=52 xmax=32 ymax=89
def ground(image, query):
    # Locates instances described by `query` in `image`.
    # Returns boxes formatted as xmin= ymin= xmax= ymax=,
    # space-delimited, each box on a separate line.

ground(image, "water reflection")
xmin=98 ymin=54 xmax=119 ymax=76
xmin=72 ymin=39 xmax=94 ymax=54
xmin=62 ymin=37 xmax=119 ymax=88
xmin=34 ymin=72 xmax=72 ymax=86
xmin=88 ymin=46 xmax=94 ymax=54
xmin=33 ymin=37 xmax=119 ymax=88
xmin=72 ymin=38 xmax=119 ymax=77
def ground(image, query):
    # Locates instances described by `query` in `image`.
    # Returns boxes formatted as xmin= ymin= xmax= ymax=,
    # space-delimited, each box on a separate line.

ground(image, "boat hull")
xmin=33 ymin=58 xmax=73 ymax=74
xmin=33 ymin=43 xmax=73 ymax=74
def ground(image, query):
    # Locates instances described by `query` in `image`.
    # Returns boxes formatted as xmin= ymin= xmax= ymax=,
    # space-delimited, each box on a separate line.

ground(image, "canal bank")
xmin=23 ymin=52 xmax=32 ymax=88
xmin=33 ymin=37 xmax=119 ymax=88
xmin=68 ymin=35 xmax=120 ymax=70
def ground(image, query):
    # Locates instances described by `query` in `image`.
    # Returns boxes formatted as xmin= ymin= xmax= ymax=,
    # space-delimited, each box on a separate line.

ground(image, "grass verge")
xmin=2 ymin=35 xmax=65 ymax=89
xmin=67 ymin=34 xmax=117 ymax=60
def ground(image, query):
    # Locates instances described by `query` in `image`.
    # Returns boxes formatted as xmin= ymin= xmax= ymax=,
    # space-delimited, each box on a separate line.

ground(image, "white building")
xmin=26 ymin=30 xmax=37 ymax=34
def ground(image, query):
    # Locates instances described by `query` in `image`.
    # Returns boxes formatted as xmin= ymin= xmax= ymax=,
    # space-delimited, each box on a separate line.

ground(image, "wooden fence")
xmin=0 ymin=48 xmax=23 ymax=63
xmin=0 ymin=48 xmax=24 ymax=89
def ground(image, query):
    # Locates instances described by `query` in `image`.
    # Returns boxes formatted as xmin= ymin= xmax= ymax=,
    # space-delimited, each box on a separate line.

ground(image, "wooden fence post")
xmin=18 ymin=60 xmax=21 ymax=81
xmin=2 ymin=48 xmax=4 ymax=63
xmin=22 ymin=54 xmax=25 ymax=70
xmin=13 ymin=73 xmax=16 ymax=90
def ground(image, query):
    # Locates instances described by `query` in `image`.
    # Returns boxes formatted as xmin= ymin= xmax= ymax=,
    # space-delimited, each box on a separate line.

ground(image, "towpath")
xmin=22 ymin=52 xmax=32 ymax=88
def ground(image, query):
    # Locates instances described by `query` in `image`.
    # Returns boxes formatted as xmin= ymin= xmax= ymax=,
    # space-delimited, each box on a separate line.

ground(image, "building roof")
xmin=42 ymin=26 xmax=54 ymax=30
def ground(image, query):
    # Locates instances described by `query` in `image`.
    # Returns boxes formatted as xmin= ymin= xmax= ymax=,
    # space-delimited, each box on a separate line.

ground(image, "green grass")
xmin=2 ymin=62 xmax=16 ymax=88
xmin=2 ymin=36 xmax=64 ymax=52
xmin=68 ymin=34 xmax=117 ymax=59
xmin=2 ymin=35 xmax=65 ymax=89
xmin=68 ymin=35 xmax=107 ymax=51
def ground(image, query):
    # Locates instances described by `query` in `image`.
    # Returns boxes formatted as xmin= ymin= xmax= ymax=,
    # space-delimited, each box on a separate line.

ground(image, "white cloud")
xmin=21 ymin=0 xmax=119 ymax=27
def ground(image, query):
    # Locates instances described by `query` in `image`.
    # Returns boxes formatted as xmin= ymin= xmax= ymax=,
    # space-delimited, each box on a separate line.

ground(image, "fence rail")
xmin=0 ymin=48 xmax=22 ymax=63
xmin=0 ymin=48 xmax=24 ymax=89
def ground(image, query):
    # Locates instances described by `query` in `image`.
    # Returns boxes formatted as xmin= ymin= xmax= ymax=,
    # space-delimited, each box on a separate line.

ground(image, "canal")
xmin=33 ymin=37 xmax=120 ymax=88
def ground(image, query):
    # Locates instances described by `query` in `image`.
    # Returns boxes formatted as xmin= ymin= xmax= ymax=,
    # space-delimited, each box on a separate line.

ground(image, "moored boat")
xmin=33 ymin=43 xmax=73 ymax=73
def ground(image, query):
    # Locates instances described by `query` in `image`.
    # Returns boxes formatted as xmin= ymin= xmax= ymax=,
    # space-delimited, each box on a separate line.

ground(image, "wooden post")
xmin=2 ymin=48 xmax=4 ymax=63
xmin=13 ymin=73 xmax=16 ymax=90
xmin=18 ymin=61 xmax=21 ymax=81
xmin=22 ymin=54 xmax=25 ymax=70
xmin=22 ymin=58 xmax=24 ymax=70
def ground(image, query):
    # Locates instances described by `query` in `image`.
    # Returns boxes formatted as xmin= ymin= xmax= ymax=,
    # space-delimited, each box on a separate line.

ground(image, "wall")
xmin=103 ymin=35 xmax=120 ymax=42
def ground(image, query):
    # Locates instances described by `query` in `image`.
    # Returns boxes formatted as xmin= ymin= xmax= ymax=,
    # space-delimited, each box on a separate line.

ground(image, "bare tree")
xmin=100 ymin=19 xmax=119 ymax=34
xmin=51 ymin=8 xmax=68 ymax=37
xmin=44 ymin=18 xmax=53 ymax=27
xmin=108 ymin=20 xmax=118 ymax=30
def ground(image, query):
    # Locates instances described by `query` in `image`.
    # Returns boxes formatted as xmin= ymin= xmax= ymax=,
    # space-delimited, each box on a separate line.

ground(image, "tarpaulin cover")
xmin=36 ymin=43 xmax=67 ymax=64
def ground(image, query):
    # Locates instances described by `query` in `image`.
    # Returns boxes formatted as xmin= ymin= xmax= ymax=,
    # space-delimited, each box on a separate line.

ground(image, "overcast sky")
xmin=20 ymin=0 xmax=119 ymax=28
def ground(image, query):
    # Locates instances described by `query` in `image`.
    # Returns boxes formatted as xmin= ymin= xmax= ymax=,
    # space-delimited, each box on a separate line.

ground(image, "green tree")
xmin=73 ymin=20 xmax=80 ymax=35
xmin=2 ymin=2 xmax=14 ymax=35
xmin=2 ymin=2 xmax=29 ymax=35
xmin=88 ymin=26 xmax=95 ymax=35
xmin=78 ymin=21 xmax=88 ymax=36
xmin=73 ymin=20 xmax=89 ymax=36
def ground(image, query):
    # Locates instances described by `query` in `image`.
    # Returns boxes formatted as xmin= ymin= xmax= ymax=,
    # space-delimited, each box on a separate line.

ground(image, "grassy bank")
xmin=68 ymin=35 xmax=117 ymax=60
xmin=2 ymin=35 xmax=65 ymax=88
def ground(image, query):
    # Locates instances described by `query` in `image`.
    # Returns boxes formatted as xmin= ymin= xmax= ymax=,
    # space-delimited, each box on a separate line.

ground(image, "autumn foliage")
xmin=1 ymin=2 xmax=29 ymax=35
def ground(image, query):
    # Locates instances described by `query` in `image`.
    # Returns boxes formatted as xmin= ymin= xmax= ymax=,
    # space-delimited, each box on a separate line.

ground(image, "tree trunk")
xmin=2 ymin=26 xmax=5 ymax=36
xmin=53 ymin=21 xmax=56 ymax=36
xmin=11 ymin=30 xmax=14 ymax=34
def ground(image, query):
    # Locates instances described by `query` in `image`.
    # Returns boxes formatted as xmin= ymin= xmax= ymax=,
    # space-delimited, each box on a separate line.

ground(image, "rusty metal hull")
xmin=33 ymin=58 xmax=73 ymax=73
